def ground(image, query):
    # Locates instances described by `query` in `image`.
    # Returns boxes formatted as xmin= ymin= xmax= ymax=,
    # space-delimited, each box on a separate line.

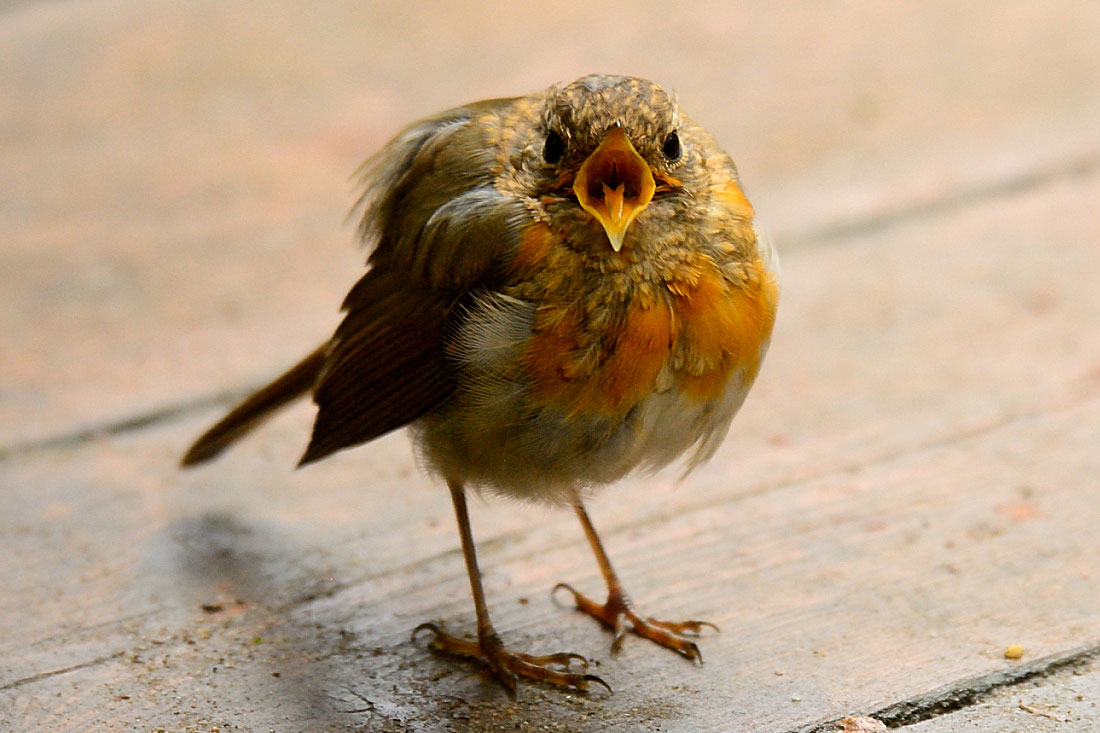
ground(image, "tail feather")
xmin=181 ymin=345 xmax=327 ymax=467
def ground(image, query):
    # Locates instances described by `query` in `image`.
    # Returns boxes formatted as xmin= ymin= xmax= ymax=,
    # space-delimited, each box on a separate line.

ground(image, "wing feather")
xmin=301 ymin=100 xmax=531 ymax=463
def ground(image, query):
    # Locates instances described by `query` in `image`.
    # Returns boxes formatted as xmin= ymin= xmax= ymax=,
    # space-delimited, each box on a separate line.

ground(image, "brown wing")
xmin=299 ymin=98 xmax=532 ymax=465
xmin=298 ymin=271 xmax=457 ymax=465
xmin=182 ymin=97 xmax=534 ymax=468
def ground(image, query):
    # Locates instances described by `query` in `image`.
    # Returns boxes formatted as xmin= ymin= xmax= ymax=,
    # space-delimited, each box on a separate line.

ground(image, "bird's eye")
xmin=661 ymin=131 xmax=682 ymax=162
xmin=543 ymin=130 xmax=565 ymax=164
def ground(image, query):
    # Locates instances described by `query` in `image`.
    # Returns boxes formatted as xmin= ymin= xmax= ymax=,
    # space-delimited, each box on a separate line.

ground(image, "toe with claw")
xmin=413 ymin=622 xmax=611 ymax=695
xmin=553 ymin=583 xmax=718 ymax=663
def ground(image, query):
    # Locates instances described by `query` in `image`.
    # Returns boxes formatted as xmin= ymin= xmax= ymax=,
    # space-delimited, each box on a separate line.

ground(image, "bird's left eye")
xmin=661 ymin=131 xmax=682 ymax=162
xmin=543 ymin=130 xmax=565 ymax=164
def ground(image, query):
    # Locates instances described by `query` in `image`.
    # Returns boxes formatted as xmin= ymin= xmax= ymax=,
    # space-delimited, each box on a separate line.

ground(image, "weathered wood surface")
xmin=3 ymin=1 xmax=1099 ymax=731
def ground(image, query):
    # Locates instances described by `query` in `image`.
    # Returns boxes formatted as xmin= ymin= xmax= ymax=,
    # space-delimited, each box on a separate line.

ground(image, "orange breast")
xmin=526 ymin=297 xmax=674 ymax=417
xmin=671 ymin=257 xmax=778 ymax=401
xmin=511 ymin=221 xmax=554 ymax=274
xmin=523 ymin=257 xmax=776 ymax=417
xmin=516 ymin=209 xmax=776 ymax=418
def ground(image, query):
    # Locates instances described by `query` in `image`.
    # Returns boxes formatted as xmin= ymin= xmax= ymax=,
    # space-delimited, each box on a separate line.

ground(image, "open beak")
xmin=573 ymin=125 xmax=656 ymax=252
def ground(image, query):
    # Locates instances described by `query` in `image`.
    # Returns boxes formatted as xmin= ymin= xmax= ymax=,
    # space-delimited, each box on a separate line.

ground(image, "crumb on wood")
xmin=838 ymin=716 xmax=888 ymax=732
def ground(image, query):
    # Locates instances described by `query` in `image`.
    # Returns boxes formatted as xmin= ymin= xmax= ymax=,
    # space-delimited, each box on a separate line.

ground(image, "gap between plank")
xmin=798 ymin=642 xmax=1100 ymax=732
xmin=793 ymin=150 xmax=1099 ymax=247
xmin=0 ymin=651 xmax=126 ymax=693
xmin=0 ymin=386 xmax=256 ymax=462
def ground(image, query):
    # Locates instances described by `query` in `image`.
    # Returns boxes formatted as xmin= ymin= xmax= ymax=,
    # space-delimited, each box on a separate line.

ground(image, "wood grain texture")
xmin=2 ymin=1 xmax=1099 ymax=731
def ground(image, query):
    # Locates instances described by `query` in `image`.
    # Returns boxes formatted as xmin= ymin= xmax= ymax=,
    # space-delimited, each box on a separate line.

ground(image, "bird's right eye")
xmin=543 ymin=130 xmax=565 ymax=164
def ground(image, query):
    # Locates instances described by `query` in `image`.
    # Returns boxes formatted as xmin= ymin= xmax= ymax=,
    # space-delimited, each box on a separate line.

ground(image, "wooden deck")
xmin=3 ymin=1 xmax=1099 ymax=730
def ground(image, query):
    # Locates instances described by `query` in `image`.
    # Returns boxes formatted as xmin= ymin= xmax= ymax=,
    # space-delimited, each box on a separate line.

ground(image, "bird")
xmin=182 ymin=74 xmax=779 ymax=694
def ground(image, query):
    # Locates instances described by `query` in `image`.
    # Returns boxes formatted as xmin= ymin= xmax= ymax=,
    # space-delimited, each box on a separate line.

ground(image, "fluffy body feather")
xmin=185 ymin=75 xmax=778 ymax=506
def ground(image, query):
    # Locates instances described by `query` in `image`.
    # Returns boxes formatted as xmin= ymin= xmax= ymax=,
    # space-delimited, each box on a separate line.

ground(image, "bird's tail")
xmin=181 ymin=345 xmax=327 ymax=467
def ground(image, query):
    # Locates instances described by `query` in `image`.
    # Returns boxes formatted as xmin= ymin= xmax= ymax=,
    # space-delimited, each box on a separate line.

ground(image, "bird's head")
xmin=507 ymin=74 xmax=696 ymax=253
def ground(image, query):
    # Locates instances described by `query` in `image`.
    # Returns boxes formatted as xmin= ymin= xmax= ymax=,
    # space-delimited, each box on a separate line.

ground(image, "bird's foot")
xmin=552 ymin=583 xmax=718 ymax=663
xmin=413 ymin=622 xmax=610 ymax=695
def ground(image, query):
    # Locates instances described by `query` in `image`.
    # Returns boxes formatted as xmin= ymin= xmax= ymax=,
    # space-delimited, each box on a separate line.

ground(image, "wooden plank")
xmin=4 ymin=169 xmax=1100 ymax=730
xmin=4 ymin=1 xmax=1100 ymax=731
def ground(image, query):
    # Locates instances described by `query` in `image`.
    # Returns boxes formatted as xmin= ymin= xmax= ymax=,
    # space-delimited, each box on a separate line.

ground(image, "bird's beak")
xmin=573 ymin=125 xmax=655 ymax=252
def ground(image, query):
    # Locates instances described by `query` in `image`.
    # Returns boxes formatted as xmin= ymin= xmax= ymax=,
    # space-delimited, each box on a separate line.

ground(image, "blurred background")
xmin=4 ymin=0 xmax=1098 ymax=443
xmin=3 ymin=2 xmax=1100 ymax=731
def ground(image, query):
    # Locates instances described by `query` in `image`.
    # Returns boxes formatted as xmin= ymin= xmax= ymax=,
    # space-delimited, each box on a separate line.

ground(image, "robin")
xmin=183 ymin=74 xmax=779 ymax=694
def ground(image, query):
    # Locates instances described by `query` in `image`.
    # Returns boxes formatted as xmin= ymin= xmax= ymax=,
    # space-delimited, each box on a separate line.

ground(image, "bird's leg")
xmin=414 ymin=479 xmax=609 ymax=695
xmin=554 ymin=495 xmax=718 ymax=663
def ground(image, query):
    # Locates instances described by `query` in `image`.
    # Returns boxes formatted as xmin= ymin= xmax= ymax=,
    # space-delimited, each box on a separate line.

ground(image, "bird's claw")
xmin=412 ymin=621 xmax=611 ymax=695
xmin=552 ymin=582 xmax=717 ymax=663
